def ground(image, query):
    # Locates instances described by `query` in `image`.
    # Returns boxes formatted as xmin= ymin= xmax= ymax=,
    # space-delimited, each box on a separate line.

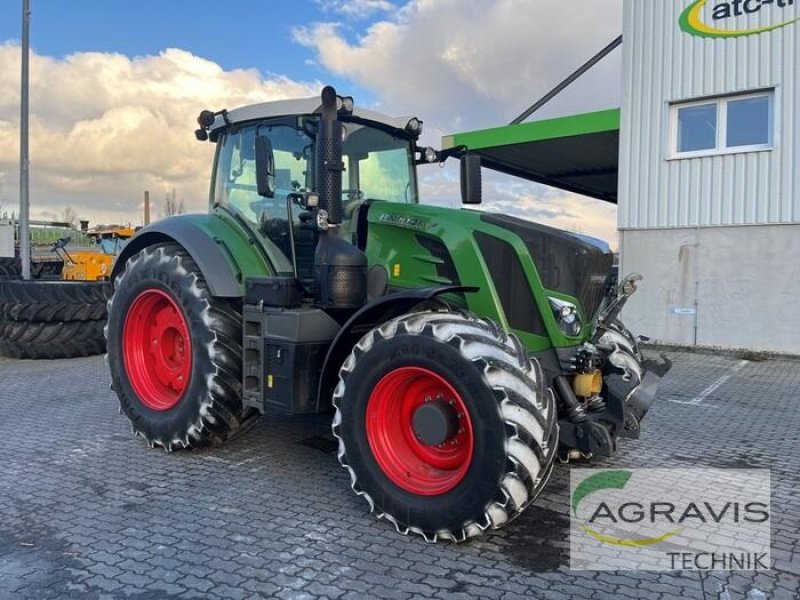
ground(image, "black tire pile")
xmin=0 ymin=257 xmax=21 ymax=280
xmin=0 ymin=279 xmax=112 ymax=359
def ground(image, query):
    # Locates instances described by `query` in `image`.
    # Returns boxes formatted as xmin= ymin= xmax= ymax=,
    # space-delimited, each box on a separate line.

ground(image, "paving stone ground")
xmin=0 ymin=350 xmax=798 ymax=599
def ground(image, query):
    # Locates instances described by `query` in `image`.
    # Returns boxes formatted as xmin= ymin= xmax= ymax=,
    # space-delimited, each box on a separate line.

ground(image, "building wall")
xmin=619 ymin=0 xmax=799 ymax=229
xmin=620 ymin=225 xmax=800 ymax=354
xmin=618 ymin=0 xmax=799 ymax=354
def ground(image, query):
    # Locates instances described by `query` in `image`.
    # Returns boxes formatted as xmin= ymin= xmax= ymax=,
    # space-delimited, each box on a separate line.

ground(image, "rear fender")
xmin=316 ymin=286 xmax=478 ymax=411
xmin=112 ymin=214 xmax=272 ymax=297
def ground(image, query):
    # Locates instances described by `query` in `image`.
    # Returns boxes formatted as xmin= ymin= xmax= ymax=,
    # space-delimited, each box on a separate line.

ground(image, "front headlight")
xmin=548 ymin=297 xmax=582 ymax=336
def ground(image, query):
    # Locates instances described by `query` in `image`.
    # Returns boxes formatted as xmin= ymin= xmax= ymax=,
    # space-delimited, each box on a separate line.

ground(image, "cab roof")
xmin=210 ymin=96 xmax=415 ymax=134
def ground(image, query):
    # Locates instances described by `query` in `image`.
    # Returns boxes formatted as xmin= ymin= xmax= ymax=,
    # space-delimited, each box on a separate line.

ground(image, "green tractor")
xmin=106 ymin=86 xmax=670 ymax=541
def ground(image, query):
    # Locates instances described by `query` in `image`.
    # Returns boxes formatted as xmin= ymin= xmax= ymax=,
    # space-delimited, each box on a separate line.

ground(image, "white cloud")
xmin=295 ymin=0 xmax=622 ymax=130
xmin=318 ymin=0 xmax=396 ymax=19
xmin=295 ymin=0 xmax=622 ymax=245
xmin=417 ymin=163 xmax=619 ymax=248
xmin=0 ymin=43 xmax=320 ymax=225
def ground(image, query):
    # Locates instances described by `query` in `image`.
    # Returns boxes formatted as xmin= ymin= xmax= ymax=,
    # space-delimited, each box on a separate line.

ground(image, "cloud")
xmin=416 ymin=163 xmax=618 ymax=248
xmin=318 ymin=0 xmax=396 ymax=19
xmin=295 ymin=0 xmax=622 ymax=131
xmin=0 ymin=43 xmax=320 ymax=225
xmin=0 ymin=1 xmax=622 ymax=247
xmin=295 ymin=0 xmax=622 ymax=246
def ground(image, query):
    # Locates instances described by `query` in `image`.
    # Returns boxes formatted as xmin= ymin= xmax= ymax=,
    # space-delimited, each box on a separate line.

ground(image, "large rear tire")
xmin=106 ymin=243 xmax=252 ymax=450
xmin=333 ymin=311 xmax=557 ymax=542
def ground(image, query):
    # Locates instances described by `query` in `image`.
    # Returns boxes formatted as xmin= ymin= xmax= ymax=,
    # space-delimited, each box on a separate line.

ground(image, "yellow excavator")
xmin=53 ymin=226 xmax=136 ymax=281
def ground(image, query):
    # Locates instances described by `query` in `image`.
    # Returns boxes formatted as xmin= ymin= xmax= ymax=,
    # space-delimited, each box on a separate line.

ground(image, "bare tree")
xmin=162 ymin=188 xmax=185 ymax=217
xmin=61 ymin=206 xmax=78 ymax=228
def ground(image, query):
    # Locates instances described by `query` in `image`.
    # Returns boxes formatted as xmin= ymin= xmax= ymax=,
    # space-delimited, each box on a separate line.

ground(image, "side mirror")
xmin=255 ymin=135 xmax=275 ymax=198
xmin=460 ymin=153 xmax=482 ymax=205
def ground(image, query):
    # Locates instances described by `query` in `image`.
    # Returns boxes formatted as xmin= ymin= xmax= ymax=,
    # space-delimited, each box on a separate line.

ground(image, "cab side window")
xmin=212 ymin=122 xmax=313 ymax=275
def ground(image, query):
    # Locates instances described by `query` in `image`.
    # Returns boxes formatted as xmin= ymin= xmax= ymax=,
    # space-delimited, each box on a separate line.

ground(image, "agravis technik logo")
xmin=570 ymin=468 xmax=771 ymax=570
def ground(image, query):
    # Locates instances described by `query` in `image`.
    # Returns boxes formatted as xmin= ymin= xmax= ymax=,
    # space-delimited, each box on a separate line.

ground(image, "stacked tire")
xmin=0 ymin=280 xmax=112 ymax=359
xmin=0 ymin=257 xmax=21 ymax=280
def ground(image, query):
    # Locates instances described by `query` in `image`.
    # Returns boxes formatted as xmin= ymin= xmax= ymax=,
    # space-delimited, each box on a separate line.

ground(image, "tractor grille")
xmin=481 ymin=214 xmax=613 ymax=320
xmin=474 ymin=231 xmax=546 ymax=335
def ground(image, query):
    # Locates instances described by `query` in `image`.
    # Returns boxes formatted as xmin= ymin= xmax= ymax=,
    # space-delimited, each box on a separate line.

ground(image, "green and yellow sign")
xmin=571 ymin=470 xmax=683 ymax=547
xmin=680 ymin=0 xmax=800 ymax=37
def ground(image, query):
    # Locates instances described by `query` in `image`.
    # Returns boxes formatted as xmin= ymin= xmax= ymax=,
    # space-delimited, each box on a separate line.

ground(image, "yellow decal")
xmin=393 ymin=264 xmax=401 ymax=277
xmin=267 ymin=374 xmax=273 ymax=389
xmin=580 ymin=524 xmax=683 ymax=547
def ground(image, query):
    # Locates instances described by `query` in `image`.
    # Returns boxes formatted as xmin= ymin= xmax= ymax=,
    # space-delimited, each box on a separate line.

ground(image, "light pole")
xmin=19 ymin=0 xmax=31 ymax=279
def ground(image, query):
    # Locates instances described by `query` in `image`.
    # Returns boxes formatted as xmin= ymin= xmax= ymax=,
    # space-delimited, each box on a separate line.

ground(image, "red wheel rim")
xmin=122 ymin=289 xmax=192 ymax=411
xmin=366 ymin=367 xmax=474 ymax=496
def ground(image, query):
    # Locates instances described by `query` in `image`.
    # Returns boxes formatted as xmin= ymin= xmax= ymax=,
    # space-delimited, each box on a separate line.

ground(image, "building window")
xmin=670 ymin=91 xmax=773 ymax=158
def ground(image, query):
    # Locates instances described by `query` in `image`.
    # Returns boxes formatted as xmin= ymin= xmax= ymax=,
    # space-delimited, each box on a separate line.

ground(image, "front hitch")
xmin=555 ymin=271 xmax=672 ymax=457
xmin=556 ymin=321 xmax=672 ymax=457
xmin=604 ymin=353 xmax=672 ymax=439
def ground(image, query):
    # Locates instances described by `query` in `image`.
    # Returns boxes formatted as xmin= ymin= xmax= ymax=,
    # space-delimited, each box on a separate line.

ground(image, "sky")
xmin=0 ymin=0 xmax=622 ymax=245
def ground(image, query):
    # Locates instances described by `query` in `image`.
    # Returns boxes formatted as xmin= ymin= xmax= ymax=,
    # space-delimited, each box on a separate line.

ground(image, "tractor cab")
xmin=206 ymin=98 xmax=424 ymax=286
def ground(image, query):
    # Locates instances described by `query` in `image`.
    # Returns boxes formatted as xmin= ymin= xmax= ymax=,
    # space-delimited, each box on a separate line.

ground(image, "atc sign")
xmin=680 ymin=0 xmax=800 ymax=37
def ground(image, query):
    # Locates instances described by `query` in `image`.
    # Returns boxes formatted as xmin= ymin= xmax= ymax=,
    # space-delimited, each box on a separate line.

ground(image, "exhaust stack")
xmin=313 ymin=86 xmax=367 ymax=310
xmin=316 ymin=85 xmax=344 ymax=226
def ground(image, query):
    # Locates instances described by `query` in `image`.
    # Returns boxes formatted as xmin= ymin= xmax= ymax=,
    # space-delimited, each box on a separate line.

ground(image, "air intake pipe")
xmin=316 ymin=86 xmax=344 ymax=225
xmin=313 ymin=86 xmax=367 ymax=310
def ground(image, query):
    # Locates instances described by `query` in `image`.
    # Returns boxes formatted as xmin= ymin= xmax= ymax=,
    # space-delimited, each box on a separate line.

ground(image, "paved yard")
xmin=0 ymin=350 xmax=798 ymax=599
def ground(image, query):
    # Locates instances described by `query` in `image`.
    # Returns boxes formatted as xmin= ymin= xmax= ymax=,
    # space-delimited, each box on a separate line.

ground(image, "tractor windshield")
xmin=212 ymin=118 xmax=417 ymax=274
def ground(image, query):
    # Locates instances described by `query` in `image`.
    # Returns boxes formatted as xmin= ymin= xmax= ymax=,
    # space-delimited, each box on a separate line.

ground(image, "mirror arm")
xmin=436 ymin=145 xmax=468 ymax=162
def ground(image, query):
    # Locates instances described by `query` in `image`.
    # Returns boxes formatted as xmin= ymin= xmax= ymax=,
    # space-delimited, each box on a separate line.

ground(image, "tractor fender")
xmin=112 ymin=217 xmax=245 ymax=298
xmin=316 ymin=285 xmax=478 ymax=411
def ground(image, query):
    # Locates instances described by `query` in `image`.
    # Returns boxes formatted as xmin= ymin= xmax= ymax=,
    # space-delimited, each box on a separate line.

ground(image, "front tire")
xmin=106 ymin=243 xmax=251 ymax=450
xmin=333 ymin=311 xmax=558 ymax=542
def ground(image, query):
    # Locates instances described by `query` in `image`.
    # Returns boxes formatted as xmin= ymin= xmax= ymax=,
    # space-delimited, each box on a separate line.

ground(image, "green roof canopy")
xmin=442 ymin=108 xmax=620 ymax=203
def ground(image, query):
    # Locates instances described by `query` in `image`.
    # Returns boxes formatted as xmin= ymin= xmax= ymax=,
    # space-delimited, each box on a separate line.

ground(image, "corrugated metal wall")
xmin=619 ymin=0 xmax=799 ymax=229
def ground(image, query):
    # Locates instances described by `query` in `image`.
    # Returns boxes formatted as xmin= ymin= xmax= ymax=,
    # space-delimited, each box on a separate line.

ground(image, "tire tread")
xmin=332 ymin=310 xmax=558 ymax=543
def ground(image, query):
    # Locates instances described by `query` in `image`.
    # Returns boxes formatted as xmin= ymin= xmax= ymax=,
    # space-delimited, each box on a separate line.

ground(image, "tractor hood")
xmin=365 ymin=201 xmax=614 ymax=327
xmin=478 ymin=212 xmax=614 ymax=322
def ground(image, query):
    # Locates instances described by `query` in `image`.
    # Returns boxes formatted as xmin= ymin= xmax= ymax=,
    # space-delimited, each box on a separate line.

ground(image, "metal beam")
xmin=19 ymin=0 xmax=31 ymax=279
xmin=510 ymin=35 xmax=622 ymax=125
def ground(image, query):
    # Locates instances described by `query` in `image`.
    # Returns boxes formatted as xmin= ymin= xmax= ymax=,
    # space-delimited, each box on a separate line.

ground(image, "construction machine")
xmin=55 ymin=226 xmax=135 ymax=281
xmin=105 ymin=87 xmax=670 ymax=541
